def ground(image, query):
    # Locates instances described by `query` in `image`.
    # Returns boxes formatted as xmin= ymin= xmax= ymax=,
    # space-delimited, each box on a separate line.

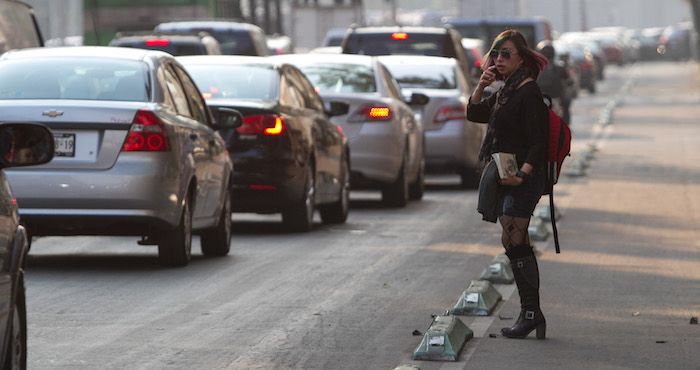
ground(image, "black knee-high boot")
xmin=501 ymin=244 xmax=546 ymax=339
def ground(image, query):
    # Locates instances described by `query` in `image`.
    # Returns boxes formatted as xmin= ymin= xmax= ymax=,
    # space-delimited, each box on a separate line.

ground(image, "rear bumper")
xmin=230 ymin=156 xmax=306 ymax=213
xmin=347 ymin=122 xmax=403 ymax=186
xmin=424 ymin=120 xmax=481 ymax=172
xmin=8 ymin=154 xmax=184 ymax=236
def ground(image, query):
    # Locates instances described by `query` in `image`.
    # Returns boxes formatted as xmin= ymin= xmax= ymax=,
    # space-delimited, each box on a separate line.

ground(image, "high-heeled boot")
xmin=501 ymin=244 xmax=546 ymax=339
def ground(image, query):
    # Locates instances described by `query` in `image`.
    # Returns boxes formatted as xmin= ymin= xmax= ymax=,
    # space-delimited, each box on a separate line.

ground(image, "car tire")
xmin=200 ymin=185 xmax=232 ymax=256
xmin=158 ymin=195 xmax=192 ymax=267
xmin=282 ymin=164 xmax=315 ymax=232
xmin=320 ymin=155 xmax=350 ymax=224
xmin=408 ymin=155 xmax=425 ymax=200
xmin=4 ymin=272 xmax=26 ymax=370
xmin=382 ymin=153 xmax=408 ymax=207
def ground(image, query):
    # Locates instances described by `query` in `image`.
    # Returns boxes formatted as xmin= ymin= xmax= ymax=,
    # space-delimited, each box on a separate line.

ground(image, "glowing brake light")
xmin=348 ymin=104 xmax=392 ymax=122
xmin=239 ymin=114 xmax=286 ymax=136
xmin=369 ymin=107 xmax=390 ymax=118
xmin=391 ymin=33 xmax=408 ymax=40
xmin=146 ymin=39 xmax=170 ymax=46
xmin=264 ymin=117 xmax=284 ymax=135
xmin=202 ymin=93 xmax=212 ymax=99
xmin=122 ymin=110 xmax=171 ymax=152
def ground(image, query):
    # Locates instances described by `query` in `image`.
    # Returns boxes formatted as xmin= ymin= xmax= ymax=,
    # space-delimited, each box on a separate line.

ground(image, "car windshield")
xmin=344 ymin=33 xmax=457 ymax=58
xmin=384 ymin=63 xmax=457 ymax=89
xmin=0 ymin=58 xmax=149 ymax=101
xmin=294 ymin=63 xmax=376 ymax=93
xmin=184 ymin=64 xmax=278 ymax=100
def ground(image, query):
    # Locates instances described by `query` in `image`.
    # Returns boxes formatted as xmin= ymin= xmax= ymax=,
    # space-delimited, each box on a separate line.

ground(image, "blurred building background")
xmin=22 ymin=0 xmax=696 ymax=52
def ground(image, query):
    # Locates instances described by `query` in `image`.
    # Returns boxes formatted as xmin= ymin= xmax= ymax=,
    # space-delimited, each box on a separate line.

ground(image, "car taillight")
xmin=434 ymin=104 xmax=467 ymax=123
xmin=238 ymin=114 xmax=286 ymax=136
xmin=392 ymin=33 xmax=408 ymax=40
xmin=146 ymin=39 xmax=170 ymax=46
xmin=122 ymin=110 xmax=171 ymax=152
xmin=348 ymin=105 xmax=392 ymax=122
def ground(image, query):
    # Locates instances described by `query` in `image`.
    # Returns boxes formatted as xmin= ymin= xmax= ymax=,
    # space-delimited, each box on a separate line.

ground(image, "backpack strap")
xmin=550 ymin=192 xmax=560 ymax=253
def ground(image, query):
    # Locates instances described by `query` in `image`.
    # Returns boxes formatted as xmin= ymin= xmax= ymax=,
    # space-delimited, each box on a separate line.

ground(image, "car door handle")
xmin=189 ymin=133 xmax=199 ymax=140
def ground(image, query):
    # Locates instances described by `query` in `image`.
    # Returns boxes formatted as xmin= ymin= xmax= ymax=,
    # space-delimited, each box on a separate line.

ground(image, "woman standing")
xmin=467 ymin=30 xmax=549 ymax=339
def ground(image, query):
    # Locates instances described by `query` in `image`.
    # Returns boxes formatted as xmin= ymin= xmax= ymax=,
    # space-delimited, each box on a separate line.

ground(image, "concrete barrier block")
xmin=534 ymin=203 xmax=560 ymax=221
xmin=453 ymin=280 xmax=502 ymax=316
xmin=528 ymin=217 xmax=549 ymax=241
xmin=479 ymin=253 xmax=514 ymax=284
xmin=412 ymin=315 xmax=473 ymax=361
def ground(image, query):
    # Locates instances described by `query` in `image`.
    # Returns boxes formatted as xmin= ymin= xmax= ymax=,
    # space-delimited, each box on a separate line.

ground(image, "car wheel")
xmin=320 ymin=156 xmax=350 ymax=224
xmin=282 ymin=164 xmax=315 ymax=232
xmin=382 ymin=153 xmax=408 ymax=207
xmin=408 ymin=155 xmax=425 ymax=200
xmin=4 ymin=272 xmax=26 ymax=370
xmin=200 ymin=185 xmax=232 ymax=256
xmin=158 ymin=194 xmax=192 ymax=267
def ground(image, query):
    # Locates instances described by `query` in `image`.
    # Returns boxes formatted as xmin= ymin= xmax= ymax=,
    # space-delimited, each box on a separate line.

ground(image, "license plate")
xmin=54 ymin=133 xmax=75 ymax=157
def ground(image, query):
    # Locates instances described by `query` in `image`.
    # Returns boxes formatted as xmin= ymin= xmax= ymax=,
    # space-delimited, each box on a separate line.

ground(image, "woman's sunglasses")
xmin=490 ymin=49 xmax=518 ymax=60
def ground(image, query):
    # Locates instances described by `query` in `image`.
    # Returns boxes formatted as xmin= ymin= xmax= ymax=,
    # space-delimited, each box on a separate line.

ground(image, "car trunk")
xmin=0 ymin=101 xmax=144 ymax=170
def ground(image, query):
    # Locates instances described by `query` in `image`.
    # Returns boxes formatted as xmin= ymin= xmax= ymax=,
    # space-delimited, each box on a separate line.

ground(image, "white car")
xmin=271 ymin=54 xmax=428 ymax=207
xmin=380 ymin=55 xmax=486 ymax=188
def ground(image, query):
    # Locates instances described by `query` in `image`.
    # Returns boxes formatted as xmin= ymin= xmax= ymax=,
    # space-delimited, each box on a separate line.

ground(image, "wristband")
xmin=515 ymin=170 xmax=528 ymax=179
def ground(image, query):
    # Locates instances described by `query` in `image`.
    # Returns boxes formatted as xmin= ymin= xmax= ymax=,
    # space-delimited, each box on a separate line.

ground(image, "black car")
xmin=154 ymin=20 xmax=271 ymax=56
xmin=178 ymin=56 xmax=351 ymax=232
xmin=0 ymin=122 xmax=54 ymax=368
xmin=340 ymin=25 xmax=473 ymax=79
xmin=108 ymin=32 xmax=222 ymax=55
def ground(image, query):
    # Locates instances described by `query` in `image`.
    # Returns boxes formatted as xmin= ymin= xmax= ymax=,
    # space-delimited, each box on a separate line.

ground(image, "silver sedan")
xmin=271 ymin=54 xmax=427 ymax=207
xmin=0 ymin=46 xmax=241 ymax=267
xmin=379 ymin=55 xmax=486 ymax=188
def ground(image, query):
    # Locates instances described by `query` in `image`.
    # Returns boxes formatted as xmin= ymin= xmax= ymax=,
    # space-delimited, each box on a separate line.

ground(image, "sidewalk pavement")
xmin=464 ymin=61 xmax=700 ymax=370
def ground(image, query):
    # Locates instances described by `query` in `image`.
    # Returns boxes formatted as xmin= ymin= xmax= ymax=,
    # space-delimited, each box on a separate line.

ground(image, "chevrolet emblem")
xmin=42 ymin=109 xmax=64 ymax=118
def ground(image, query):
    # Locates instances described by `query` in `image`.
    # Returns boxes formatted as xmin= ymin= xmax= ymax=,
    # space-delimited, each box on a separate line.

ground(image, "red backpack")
xmin=542 ymin=94 xmax=571 ymax=253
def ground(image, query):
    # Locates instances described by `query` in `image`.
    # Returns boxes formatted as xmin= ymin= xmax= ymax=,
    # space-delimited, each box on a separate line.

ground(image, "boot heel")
xmin=536 ymin=324 xmax=546 ymax=339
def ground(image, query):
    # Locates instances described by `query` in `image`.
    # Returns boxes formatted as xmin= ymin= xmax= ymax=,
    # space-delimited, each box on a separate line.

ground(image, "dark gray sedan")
xmin=0 ymin=46 xmax=242 ymax=267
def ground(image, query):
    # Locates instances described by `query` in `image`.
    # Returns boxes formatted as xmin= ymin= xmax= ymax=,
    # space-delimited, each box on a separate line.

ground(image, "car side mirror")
xmin=0 ymin=123 xmax=55 ymax=168
xmin=408 ymin=92 xmax=430 ymax=106
xmin=326 ymin=101 xmax=350 ymax=117
xmin=213 ymin=108 xmax=244 ymax=130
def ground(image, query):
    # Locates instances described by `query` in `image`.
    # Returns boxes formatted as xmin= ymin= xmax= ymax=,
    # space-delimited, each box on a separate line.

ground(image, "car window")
xmin=163 ymin=65 xmax=191 ymax=116
xmin=173 ymin=65 xmax=209 ymax=123
xmin=208 ymin=30 xmax=258 ymax=55
xmin=295 ymin=63 xmax=377 ymax=94
xmin=384 ymin=62 xmax=458 ymax=89
xmin=289 ymin=68 xmax=324 ymax=111
xmin=0 ymin=58 xmax=148 ymax=101
xmin=279 ymin=74 xmax=303 ymax=108
xmin=114 ymin=40 xmax=206 ymax=56
xmin=185 ymin=64 xmax=277 ymax=100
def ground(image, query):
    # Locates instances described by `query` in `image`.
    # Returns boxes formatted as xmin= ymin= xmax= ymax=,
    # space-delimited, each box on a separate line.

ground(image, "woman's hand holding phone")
xmin=478 ymin=65 xmax=500 ymax=90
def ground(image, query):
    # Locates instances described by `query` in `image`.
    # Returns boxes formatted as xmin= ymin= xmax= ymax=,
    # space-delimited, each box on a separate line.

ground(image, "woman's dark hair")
xmin=481 ymin=29 xmax=548 ymax=79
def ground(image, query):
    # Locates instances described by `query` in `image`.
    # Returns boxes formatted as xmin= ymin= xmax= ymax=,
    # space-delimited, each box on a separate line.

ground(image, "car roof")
xmin=270 ymin=53 xmax=375 ymax=66
xmin=0 ymin=46 xmax=166 ymax=61
xmin=156 ymin=20 xmax=261 ymax=32
xmin=377 ymin=55 xmax=457 ymax=67
xmin=113 ymin=34 xmax=210 ymax=42
xmin=177 ymin=55 xmax=283 ymax=68
xmin=347 ymin=26 xmax=451 ymax=35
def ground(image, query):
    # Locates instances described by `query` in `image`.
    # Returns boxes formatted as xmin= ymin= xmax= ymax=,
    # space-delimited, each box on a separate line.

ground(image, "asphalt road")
xmin=24 ymin=60 xmax=699 ymax=369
